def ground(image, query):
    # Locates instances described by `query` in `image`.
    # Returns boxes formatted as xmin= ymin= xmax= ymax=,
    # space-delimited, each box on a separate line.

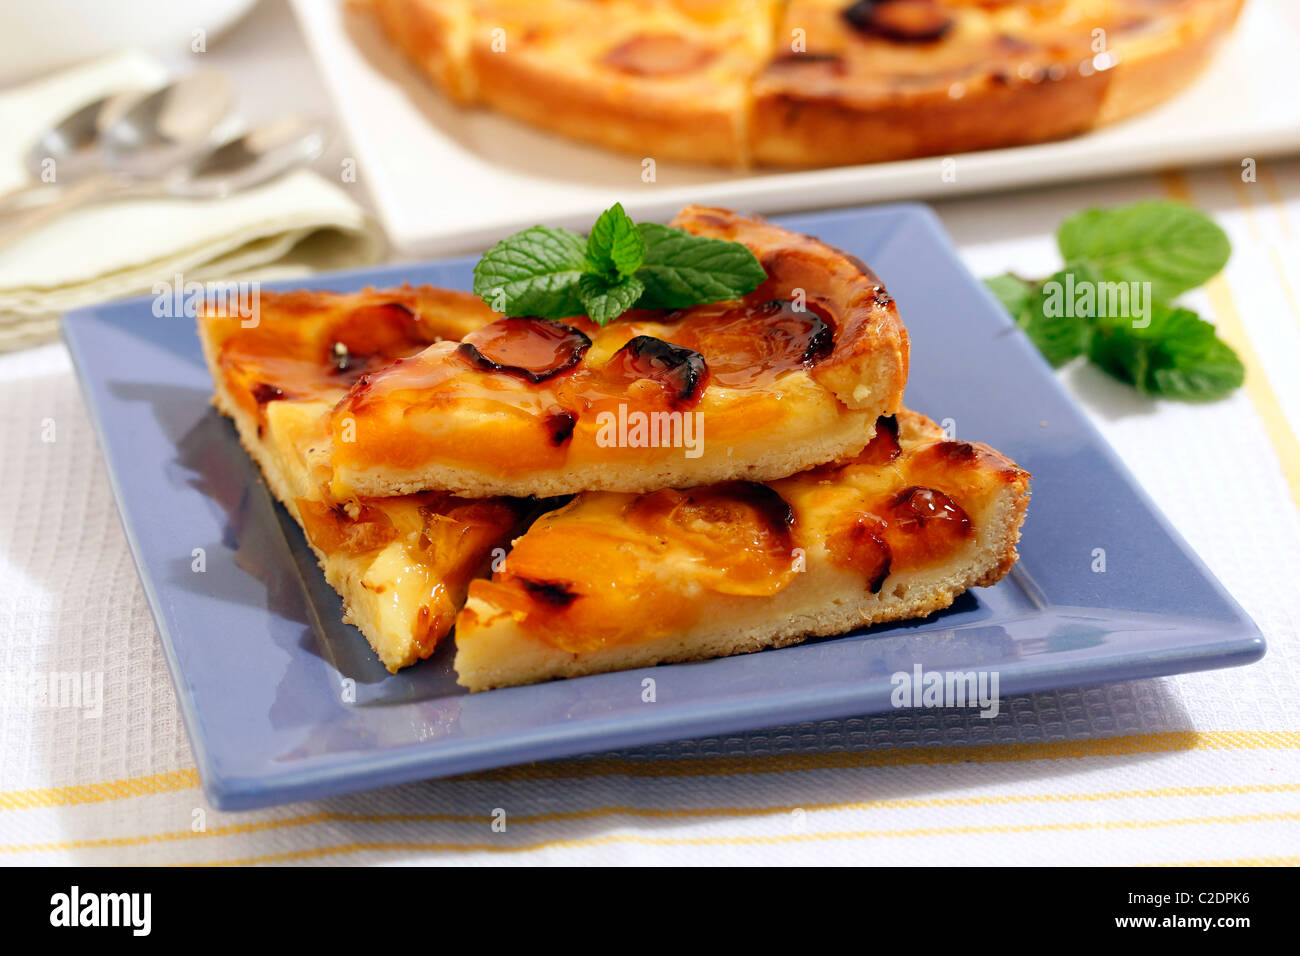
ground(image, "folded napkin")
xmin=0 ymin=51 xmax=383 ymax=351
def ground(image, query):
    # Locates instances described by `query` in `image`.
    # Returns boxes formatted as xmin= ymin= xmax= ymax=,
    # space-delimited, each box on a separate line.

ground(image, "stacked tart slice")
xmin=198 ymin=206 xmax=1029 ymax=689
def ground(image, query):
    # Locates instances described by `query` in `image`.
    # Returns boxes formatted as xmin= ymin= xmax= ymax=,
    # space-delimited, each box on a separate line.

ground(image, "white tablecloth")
xmin=0 ymin=157 xmax=1297 ymax=865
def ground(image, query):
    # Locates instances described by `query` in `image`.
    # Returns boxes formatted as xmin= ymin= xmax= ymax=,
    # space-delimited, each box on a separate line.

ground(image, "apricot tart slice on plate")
xmin=197 ymin=286 xmax=529 ymax=672
xmin=328 ymin=206 xmax=910 ymax=500
xmin=454 ymin=409 xmax=1030 ymax=691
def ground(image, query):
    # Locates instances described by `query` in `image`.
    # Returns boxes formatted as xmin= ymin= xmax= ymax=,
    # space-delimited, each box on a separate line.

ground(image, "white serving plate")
xmin=290 ymin=0 xmax=1300 ymax=256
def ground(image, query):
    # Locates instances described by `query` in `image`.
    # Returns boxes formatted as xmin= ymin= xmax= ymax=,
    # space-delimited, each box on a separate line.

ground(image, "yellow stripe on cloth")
xmin=1146 ymin=856 xmax=1300 ymax=867
xmin=3 ymin=731 xmax=1299 ymax=808
xmin=1161 ymin=169 xmax=1300 ymax=515
xmin=6 ymin=781 xmax=1300 ymax=855
xmin=0 ymin=770 xmax=200 ymax=810
xmin=470 ymin=731 xmax=1300 ymax=781
xmin=176 ymin=812 xmax=1300 ymax=865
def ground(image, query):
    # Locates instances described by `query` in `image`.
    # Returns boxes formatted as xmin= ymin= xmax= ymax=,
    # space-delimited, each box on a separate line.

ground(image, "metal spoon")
xmin=163 ymin=114 xmax=328 ymax=200
xmin=0 ymin=89 xmax=142 ymax=212
xmin=0 ymin=73 xmax=236 ymax=246
xmin=98 ymin=71 xmax=234 ymax=182
xmin=0 ymin=115 xmax=328 ymax=249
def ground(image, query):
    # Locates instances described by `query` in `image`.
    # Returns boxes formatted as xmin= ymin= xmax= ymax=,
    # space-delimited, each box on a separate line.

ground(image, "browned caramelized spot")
xmin=544 ymin=409 xmax=577 ymax=446
xmin=456 ymin=317 xmax=592 ymax=383
xmin=251 ymin=382 xmax=288 ymax=406
xmin=603 ymin=335 xmax=709 ymax=408
xmin=993 ymin=32 xmax=1034 ymax=55
xmin=934 ymin=440 xmax=977 ymax=462
xmin=294 ymin=499 xmax=398 ymax=554
xmin=520 ymin=577 xmax=580 ymax=608
xmin=603 ymin=33 xmax=714 ymax=76
xmin=842 ymin=0 xmax=954 ymax=44
xmin=768 ymin=52 xmax=846 ymax=74
xmin=826 ymin=511 xmax=892 ymax=593
xmin=667 ymin=299 xmax=833 ymax=388
xmin=858 ymin=415 xmax=901 ymax=464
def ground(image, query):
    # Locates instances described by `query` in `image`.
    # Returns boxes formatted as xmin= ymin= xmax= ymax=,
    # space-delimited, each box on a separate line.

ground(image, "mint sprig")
xmin=1089 ymin=304 xmax=1244 ymax=400
xmin=985 ymin=200 xmax=1242 ymax=401
xmin=472 ymin=203 xmax=766 ymax=326
xmin=1057 ymin=200 xmax=1231 ymax=302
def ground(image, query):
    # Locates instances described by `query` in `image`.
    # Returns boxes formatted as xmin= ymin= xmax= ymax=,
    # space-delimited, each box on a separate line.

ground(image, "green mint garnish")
xmin=984 ymin=200 xmax=1242 ymax=401
xmin=472 ymin=203 xmax=766 ymax=326
xmin=1088 ymin=303 xmax=1245 ymax=401
xmin=472 ymin=225 xmax=589 ymax=320
xmin=633 ymin=222 xmax=769 ymax=310
xmin=1056 ymin=200 xmax=1231 ymax=302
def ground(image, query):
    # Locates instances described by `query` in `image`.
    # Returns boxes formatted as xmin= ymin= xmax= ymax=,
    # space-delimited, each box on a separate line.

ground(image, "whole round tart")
xmin=366 ymin=0 xmax=1245 ymax=167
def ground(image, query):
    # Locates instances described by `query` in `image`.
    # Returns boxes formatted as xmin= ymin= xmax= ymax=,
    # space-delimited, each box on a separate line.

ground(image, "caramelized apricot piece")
xmin=626 ymin=481 xmax=797 ymax=596
xmin=295 ymin=499 xmax=398 ymax=554
xmin=456 ymin=317 xmax=591 ymax=383
xmin=604 ymin=335 xmax=709 ymax=407
xmin=328 ymin=302 xmax=429 ymax=379
xmin=876 ymin=485 xmax=973 ymax=570
xmin=668 ymin=299 xmax=833 ymax=388
xmin=842 ymin=0 xmax=954 ymax=43
xmin=826 ymin=511 xmax=892 ymax=592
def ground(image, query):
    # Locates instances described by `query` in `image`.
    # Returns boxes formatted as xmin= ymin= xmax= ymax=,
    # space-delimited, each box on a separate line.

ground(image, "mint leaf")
xmin=1057 ymin=201 xmax=1230 ymax=301
xmin=473 ymin=225 xmax=588 ymax=318
xmin=1087 ymin=303 xmax=1243 ymax=400
xmin=586 ymin=203 xmax=644 ymax=280
xmin=1150 ymin=337 xmax=1244 ymax=400
xmin=985 ymin=273 xmax=1037 ymax=323
xmin=577 ymin=273 xmax=645 ymax=325
xmin=634 ymin=222 xmax=767 ymax=310
xmin=1022 ymin=265 xmax=1097 ymax=368
xmin=470 ymin=210 xmax=766 ymax=325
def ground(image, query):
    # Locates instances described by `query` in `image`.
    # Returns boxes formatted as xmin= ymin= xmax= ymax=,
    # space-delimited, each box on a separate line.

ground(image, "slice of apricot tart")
xmin=197 ymin=285 xmax=530 ymax=672
xmin=453 ymin=409 xmax=1029 ymax=691
xmin=327 ymin=205 xmax=910 ymax=500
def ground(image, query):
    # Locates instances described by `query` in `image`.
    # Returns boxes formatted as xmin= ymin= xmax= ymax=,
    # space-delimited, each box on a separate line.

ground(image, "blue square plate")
xmin=63 ymin=203 xmax=1265 ymax=810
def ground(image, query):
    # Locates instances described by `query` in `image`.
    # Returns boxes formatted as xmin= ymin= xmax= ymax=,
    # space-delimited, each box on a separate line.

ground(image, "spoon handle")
xmin=0 ymin=173 xmax=125 ymax=251
xmin=0 ymin=181 xmax=65 ymax=215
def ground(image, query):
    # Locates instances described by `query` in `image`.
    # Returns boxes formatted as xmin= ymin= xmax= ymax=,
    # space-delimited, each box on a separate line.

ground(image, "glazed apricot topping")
xmin=222 ymin=300 xmax=438 ymax=421
xmin=667 ymin=298 xmax=833 ymax=388
xmin=826 ymin=511 xmax=892 ymax=593
xmin=879 ymin=485 xmax=973 ymax=568
xmin=842 ymin=0 xmax=954 ymax=44
xmin=295 ymin=499 xmax=397 ymax=554
xmin=627 ymin=481 xmax=797 ymax=595
xmin=602 ymin=335 xmax=710 ymax=407
xmin=827 ymin=484 xmax=973 ymax=585
xmin=328 ymin=302 xmax=430 ymax=381
xmin=456 ymin=317 xmax=592 ymax=383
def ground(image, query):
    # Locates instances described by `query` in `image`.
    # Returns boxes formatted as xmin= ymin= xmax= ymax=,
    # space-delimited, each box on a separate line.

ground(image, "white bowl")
xmin=0 ymin=0 xmax=260 ymax=86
